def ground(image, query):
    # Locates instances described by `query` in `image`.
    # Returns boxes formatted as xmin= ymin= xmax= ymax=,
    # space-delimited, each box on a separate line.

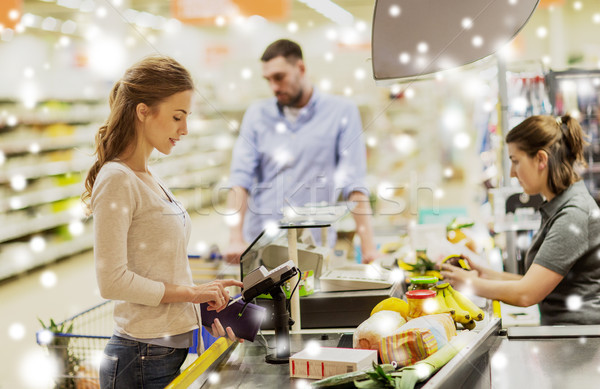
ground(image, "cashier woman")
xmin=442 ymin=114 xmax=600 ymax=325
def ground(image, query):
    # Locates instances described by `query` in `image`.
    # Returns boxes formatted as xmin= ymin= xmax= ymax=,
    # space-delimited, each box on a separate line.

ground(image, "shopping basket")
xmin=36 ymin=300 xmax=114 ymax=389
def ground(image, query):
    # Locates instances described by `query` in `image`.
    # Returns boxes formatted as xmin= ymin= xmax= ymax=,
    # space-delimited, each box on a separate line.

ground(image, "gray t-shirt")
xmin=525 ymin=180 xmax=600 ymax=325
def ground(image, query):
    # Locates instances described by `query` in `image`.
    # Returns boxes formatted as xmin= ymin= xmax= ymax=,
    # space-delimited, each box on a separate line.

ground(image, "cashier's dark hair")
xmin=261 ymin=39 xmax=303 ymax=63
xmin=82 ymin=56 xmax=193 ymax=213
xmin=506 ymin=114 xmax=588 ymax=195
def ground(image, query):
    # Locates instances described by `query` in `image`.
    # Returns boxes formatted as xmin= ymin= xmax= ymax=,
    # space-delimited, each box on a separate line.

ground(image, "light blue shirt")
xmin=229 ymin=88 xmax=369 ymax=243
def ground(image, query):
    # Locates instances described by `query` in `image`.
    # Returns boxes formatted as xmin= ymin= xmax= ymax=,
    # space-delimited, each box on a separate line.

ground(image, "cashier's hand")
xmin=190 ymin=279 xmax=243 ymax=312
xmin=224 ymin=240 xmax=248 ymax=264
xmin=361 ymin=248 xmax=381 ymax=264
xmin=208 ymin=318 xmax=244 ymax=343
xmin=440 ymin=263 xmax=479 ymax=289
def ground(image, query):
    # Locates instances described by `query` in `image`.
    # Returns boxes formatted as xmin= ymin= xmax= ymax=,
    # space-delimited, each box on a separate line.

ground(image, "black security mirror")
xmin=372 ymin=0 xmax=540 ymax=80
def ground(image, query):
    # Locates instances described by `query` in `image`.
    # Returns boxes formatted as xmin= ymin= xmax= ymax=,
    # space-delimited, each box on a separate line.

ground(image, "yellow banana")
xmin=462 ymin=319 xmax=476 ymax=330
xmin=398 ymin=260 xmax=414 ymax=271
xmin=433 ymin=289 xmax=455 ymax=316
xmin=447 ymin=285 xmax=485 ymax=321
xmin=442 ymin=288 xmax=471 ymax=324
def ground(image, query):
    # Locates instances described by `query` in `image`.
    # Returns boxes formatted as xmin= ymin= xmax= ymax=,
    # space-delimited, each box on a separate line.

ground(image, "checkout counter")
xmin=174 ymin=219 xmax=600 ymax=388
xmin=172 ymin=312 xmax=600 ymax=388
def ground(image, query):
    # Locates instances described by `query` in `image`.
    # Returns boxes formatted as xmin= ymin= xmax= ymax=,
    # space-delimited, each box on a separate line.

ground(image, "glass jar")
xmin=409 ymin=276 xmax=439 ymax=291
xmin=405 ymin=289 xmax=437 ymax=319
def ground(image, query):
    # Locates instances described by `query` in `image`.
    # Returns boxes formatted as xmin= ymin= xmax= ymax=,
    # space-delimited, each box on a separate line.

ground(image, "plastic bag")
xmin=353 ymin=311 xmax=406 ymax=351
xmin=378 ymin=313 xmax=456 ymax=366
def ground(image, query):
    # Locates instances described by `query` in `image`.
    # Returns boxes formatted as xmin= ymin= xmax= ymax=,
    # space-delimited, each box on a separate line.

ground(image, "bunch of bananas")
xmin=433 ymin=283 xmax=485 ymax=330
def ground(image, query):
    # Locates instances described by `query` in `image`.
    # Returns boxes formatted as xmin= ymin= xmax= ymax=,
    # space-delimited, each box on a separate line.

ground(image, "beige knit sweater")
xmin=91 ymin=161 xmax=200 ymax=339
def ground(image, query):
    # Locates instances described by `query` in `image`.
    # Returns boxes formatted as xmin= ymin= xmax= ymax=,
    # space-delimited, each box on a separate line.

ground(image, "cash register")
xmin=240 ymin=220 xmax=403 ymax=330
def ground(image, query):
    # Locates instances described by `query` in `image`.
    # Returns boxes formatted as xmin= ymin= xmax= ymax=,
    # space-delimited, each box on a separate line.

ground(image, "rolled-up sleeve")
xmin=92 ymin=169 xmax=165 ymax=306
xmin=337 ymin=103 xmax=369 ymax=200
xmin=229 ymin=106 xmax=260 ymax=190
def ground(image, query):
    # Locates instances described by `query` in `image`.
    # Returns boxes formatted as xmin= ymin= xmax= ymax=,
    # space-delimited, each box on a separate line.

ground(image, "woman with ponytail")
xmin=83 ymin=56 xmax=242 ymax=388
xmin=442 ymin=114 xmax=600 ymax=325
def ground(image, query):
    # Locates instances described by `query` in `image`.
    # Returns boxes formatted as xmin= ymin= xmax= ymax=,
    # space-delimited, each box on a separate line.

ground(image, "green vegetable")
xmin=395 ymin=331 xmax=477 ymax=389
xmin=311 ymin=364 xmax=395 ymax=388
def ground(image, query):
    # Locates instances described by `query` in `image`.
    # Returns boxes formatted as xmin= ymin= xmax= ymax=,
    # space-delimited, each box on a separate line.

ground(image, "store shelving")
xmin=545 ymin=69 xmax=600 ymax=203
xmin=0 ymin=99 xmax=235 ymax=281
xmin=0 ymin=99 xmax=100 ymax=281
xmin=0 ymin=230 xmax=94 ymax=281
xmin=0 ymin=157 xmax=94 ymax=183
xmin=0 ymin=182 xmax=83 ymax=212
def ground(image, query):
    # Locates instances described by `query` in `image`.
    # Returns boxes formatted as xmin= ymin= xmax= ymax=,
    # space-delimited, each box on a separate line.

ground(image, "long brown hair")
xmin=82 ymin=56 xmax=193 ymax=212
xmin=506 ymin=114 xmax=588 ymax=195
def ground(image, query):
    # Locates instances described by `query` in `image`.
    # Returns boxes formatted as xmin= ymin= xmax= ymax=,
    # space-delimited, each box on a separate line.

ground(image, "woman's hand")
xmin=208 ymin=318 xmax=244 ymax=343
xmin=188 ymin=279 xmax=243 ymax=311
xmin=440 ymin=262 xmax=479 ymax=289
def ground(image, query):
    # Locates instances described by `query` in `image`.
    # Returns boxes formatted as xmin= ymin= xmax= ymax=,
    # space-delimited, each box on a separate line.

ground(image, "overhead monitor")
xmin=371 ymin=0 xmax=540 ymax=81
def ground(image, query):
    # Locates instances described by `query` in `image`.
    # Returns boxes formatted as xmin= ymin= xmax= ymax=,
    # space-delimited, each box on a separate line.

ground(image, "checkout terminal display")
xmin=239 ymin=224 xmax=331 ymax=286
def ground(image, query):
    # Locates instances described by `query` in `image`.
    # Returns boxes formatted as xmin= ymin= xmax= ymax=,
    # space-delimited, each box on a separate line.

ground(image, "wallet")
xmin=200 ymin=299 xmax=267 ymax=342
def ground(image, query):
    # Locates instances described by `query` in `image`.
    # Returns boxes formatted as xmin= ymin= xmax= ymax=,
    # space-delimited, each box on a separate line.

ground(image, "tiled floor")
xmin=0 ymin=212 xmax=231 ymax=389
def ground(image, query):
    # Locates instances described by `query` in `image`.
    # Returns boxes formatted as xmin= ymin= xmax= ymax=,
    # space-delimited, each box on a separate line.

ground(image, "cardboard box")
xmin=289 ymin=347 xmax=377 ymax=379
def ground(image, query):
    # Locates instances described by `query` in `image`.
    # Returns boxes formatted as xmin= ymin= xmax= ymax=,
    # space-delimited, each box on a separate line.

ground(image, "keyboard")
xmin=319 ymin=264 xmax=393 ymax=292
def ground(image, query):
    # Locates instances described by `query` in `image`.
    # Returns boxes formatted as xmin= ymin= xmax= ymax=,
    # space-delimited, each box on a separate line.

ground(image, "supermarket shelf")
xmin=0 ymin=210 xmax=86 ymax=243
xmin=0 ymin=156 xmax=94 ymax=183
xmin=0 ymin=183 xmax=83 ymax=212
xmin=151 ymin=151 xmax=229 ymax=177
xmin=0 ymin=127 xmax=96 ymax=155
xmin=585 ymin=162 xmax=600 ymax=174
xmin=0 ymin=102 xmax=108 ymax=126
xmin=166 ymin=169 xmax=223 ymax=190
xmin=160 ymin=140 xmax=232 ymax=162
xmin=0 ymin=232 xmax=94 ymax=281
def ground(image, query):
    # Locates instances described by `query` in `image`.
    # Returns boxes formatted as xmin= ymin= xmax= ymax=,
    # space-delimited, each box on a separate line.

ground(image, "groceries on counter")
xmin=289 ymin=347 xmax=377 ymax=380
xmin=397 ymin=254 xmax=442 ymax=282
xmin=353 ymin=311 xmax=407 ymax=350
xmin=379 ymin=313 xmax=457 ymax=366
xmin=352 ymin=282 xmax=484 ymax=369
xmin=406 ymin=289 xmax=438 ymax=319
xmin=435 ymin=283 xmax=485 ymax=330
xmin=314 ymin=331 xmax=478 ymax=389
xmin=370 ymin=297 xmax=409 ymax=319
xmin=408 ymin=275 xmax=439 ymax=291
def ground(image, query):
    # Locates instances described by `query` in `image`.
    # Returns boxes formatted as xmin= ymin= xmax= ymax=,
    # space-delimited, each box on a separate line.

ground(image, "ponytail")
xmin=557 ymin=114 xmax=587 ymax=167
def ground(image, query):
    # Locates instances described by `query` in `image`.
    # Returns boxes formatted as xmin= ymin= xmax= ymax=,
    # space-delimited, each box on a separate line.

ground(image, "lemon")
xmin=370 ymin=297 xmax=409 ymax=319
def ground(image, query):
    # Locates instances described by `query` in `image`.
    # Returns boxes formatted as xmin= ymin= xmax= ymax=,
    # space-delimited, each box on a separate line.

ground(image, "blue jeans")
xmin=100 ymin=335 xmax=188 ymax=389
